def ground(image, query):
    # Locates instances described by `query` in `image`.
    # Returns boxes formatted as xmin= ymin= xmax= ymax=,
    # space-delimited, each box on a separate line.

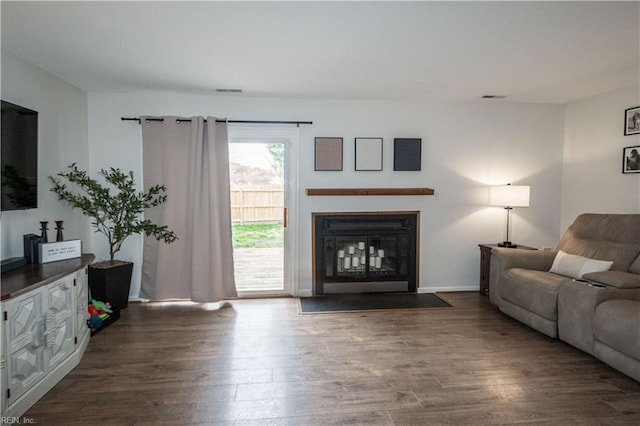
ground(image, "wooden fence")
xmin=230 ymin=185 xmax=284 ymax=224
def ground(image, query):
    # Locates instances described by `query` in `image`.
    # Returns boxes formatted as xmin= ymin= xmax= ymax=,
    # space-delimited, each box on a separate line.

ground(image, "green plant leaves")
xmin=49 ymin=163 xmax=177 ymax=261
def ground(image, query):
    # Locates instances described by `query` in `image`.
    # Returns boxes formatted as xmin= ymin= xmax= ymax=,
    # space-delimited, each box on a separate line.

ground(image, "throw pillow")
xmin=549 ymin=250 xmax=613 ymax=279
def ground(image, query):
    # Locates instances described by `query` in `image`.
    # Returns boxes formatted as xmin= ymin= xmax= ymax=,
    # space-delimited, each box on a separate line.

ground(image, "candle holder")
xmin=55 ymin=220 xmax=64 ymax=242
xmin=39 ymin=221 xmax=49 ymax=243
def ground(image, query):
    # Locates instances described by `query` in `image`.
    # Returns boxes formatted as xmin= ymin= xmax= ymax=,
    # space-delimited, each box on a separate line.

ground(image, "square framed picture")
xmin=314 ymin=137 xmax=343 ymax=171
xmin=624 ymin=106 xmax=640 ymax=136
xmin=355 ymin=137 xmax=383 ymax=171
xmin=623 ymin=146 xmax=640 ymax=173
xmin=393 ymin=138 xmax=422 ymax=171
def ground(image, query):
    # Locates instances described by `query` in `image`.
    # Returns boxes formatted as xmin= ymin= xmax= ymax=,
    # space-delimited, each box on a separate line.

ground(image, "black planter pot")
xmin=88 ymin=261 xmax=134 ymax=309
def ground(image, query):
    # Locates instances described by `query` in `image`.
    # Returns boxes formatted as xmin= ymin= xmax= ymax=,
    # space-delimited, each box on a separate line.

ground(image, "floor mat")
xmin=298 ymin=292 xmax=452 ymax=313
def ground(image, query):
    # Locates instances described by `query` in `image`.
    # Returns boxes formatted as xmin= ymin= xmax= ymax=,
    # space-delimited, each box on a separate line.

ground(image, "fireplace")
xmin=313 ymin=212 xmax=419 ymax=295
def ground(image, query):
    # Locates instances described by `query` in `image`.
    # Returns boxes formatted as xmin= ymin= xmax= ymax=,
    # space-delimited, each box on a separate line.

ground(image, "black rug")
xmin=299 ymin=292 xmax=452 ymax=314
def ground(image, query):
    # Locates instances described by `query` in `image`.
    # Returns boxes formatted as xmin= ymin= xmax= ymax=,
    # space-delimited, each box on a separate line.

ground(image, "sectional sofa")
xmin=489 ymin=213 xmax=640 ymax=381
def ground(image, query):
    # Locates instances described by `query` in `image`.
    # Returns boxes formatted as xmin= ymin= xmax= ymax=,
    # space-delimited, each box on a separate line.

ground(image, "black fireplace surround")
xmin=313 ymin=212 xmax=419 ymax=295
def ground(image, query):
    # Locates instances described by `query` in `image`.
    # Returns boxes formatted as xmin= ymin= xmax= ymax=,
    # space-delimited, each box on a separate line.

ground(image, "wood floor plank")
xmin=20 ymin=292 xmax=640 ymax=424
xmin=217 ymin=410 xmax=395 ymax=426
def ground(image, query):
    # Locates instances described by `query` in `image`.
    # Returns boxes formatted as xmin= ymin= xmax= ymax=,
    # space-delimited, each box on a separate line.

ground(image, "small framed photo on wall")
xmin=314 ymin=137 xmax=343 ymax=171
xmin=393 ymin=138 xmax=422 ymax=171
xmin=355 ymin=137 xmax=383 ymax=171
xmin=624 ymin=106 xmax=640 ymax=136
xmin=622 ymin=146 xmax=640 ymax=173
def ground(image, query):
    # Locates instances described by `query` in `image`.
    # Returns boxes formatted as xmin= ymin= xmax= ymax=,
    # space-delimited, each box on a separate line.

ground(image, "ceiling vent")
xmin=481 ymin=95 xmax=506 ymax=99
xmin=216 ymin=88 xmax=242 ymax=93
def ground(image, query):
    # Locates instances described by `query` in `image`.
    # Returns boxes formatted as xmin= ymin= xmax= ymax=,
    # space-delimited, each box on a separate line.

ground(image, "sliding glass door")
xmin=228 ymin=126 xmax=298 ymax=297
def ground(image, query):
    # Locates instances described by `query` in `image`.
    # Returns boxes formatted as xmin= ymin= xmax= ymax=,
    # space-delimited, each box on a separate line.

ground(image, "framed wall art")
xmin=624 ymin=106 xmax=640 ymax=136
xmin=622 ymin=145 xmax=640 ymax=173
xmin=393 ymin=138 xmax=422 ymax=171
xmin=355 ymin=137 xmax=383 ymax=171
xmin=314 ymin=137 xmax=343 ymax=171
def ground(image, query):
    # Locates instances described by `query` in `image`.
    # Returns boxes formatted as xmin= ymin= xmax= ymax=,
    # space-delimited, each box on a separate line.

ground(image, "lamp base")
xmin=498 ymin=241 xmax=517 ymax=248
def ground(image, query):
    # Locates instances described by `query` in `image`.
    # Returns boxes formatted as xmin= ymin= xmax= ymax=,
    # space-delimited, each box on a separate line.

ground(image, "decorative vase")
xmin=39 ymin=221 xmax=49 ymax=243
xmin=55 ymin=220 xmax=64 ymax=242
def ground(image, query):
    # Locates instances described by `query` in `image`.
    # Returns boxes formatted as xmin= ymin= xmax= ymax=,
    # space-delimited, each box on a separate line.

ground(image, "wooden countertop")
xmin=1 ymin=254 xmax=95 ymax=301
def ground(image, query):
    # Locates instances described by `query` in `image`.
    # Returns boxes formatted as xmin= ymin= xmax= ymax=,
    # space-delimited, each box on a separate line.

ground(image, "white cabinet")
xmin=74 ymin=268 xmax=90 ymax=352
xmin=1 ymin=258 xmax=92 ymax=418
xmin=4 ymin=287 xmax=47 ymax=403
xmin=45 ymin=275 xmax=76 ymax=371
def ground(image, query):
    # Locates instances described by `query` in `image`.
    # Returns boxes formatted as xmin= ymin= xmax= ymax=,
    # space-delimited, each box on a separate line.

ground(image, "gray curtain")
xmin=140 ymin=116 xmax=237 ymax=302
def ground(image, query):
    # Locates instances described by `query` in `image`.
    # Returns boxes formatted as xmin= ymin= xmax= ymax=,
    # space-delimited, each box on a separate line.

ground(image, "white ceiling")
xmin=2 ymin=1 xmax=639 ymax=104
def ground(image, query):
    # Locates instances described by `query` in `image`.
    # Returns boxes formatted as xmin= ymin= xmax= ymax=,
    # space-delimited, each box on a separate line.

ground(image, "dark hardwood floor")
xmin=25 ymin=292 xmax=640 ymax=425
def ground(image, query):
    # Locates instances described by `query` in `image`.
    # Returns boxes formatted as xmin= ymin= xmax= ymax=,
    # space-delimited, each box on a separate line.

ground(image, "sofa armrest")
xmin=491 ymin=248 xmax=557 ymax=272
xmin=489 ymin=248 xmax=557 ymax=306
xmin=582 ymin=271 xmax=640 ymax=289
xmin=595 ymin=287 xmax=640 ymax=306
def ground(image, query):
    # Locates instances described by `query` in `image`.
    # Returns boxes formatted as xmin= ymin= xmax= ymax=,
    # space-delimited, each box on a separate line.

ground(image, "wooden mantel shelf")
xmin=305 ymin=188 xmax=435 ymax=196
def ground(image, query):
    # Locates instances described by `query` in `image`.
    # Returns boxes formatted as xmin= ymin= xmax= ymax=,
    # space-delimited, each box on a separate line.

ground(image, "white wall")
xmin=88 ymin=92 xmax=565 ymax=297
xmin=1 ymin=52 xmax=91 ymax=259
xmin=561 ymin=85 xmax=640 ymax=231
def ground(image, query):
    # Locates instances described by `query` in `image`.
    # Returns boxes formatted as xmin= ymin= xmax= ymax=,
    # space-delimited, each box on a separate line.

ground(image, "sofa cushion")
xmin=550 ymin=250 xmax=613 ymax=278
xmin=558 ymin=214 xmax=640 ymax=245
xmin=593 ymin=300 xmax=640 ymax=361
xmin=559 ymin=239 xmax=640 ymax=272
xmin=631 ymin=255 xmax=640 ymax=275
xmin=556 ymin=214 xmax=640 ymax=272
xmin=501 ymin=268 xmax=567 ymax=321
xmin=582 ymin=271 xmax=640 ymax=289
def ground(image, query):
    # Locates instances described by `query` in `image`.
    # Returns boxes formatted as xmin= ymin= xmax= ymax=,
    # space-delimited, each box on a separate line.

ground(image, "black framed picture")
xmin=624 ymin=106 xmax=640 ymax=136
xmin=354 ymin=137 xmax=383 ymax=171
xmin=623 ymin=145 xmax=640 ymax=173
xmin=393 ymin=138 xmax=422 ymax=171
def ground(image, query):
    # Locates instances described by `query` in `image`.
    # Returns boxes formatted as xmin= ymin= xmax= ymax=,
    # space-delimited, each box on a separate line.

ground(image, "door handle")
xmin=284 ymin=207 xmax=288 ymax=228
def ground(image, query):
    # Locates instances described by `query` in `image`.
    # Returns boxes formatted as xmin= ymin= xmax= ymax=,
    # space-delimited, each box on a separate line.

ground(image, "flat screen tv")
xmin=1 ymin=100 xmax=38 ymax=211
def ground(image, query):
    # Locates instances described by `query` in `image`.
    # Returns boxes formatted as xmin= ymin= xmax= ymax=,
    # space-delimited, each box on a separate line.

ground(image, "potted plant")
xmin=50 ymin=163 xmax=177 ymax=308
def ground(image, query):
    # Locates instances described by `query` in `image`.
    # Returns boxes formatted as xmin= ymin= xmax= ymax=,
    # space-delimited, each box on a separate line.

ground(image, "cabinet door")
xmin=4 ymin=288 xmax=47 ymax=402
xmin=45 ymin=276 xmax=76 ymax=370
xmin=1 ymin=324 xmax=7 ymax=412
xmin=75 ymin=268 xmax=90 ymax=348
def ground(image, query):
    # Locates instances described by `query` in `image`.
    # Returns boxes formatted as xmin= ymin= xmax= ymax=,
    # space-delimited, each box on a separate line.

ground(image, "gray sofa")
xmin=490 ymin=213 xmax=640 ymax=381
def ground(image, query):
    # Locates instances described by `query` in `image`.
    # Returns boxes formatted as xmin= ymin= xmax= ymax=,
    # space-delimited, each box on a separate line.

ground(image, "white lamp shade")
xmin=488 ymin=185 xmax=530 ymax=207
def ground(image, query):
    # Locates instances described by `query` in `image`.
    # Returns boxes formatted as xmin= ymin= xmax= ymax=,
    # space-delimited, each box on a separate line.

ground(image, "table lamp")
xmin=488 ymin=184 xmax=530 ymax=248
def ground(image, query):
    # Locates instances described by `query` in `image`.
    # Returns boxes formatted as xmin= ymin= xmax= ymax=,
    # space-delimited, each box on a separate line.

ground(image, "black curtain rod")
xmin=121 ymin=117 xmax=312 ymax=126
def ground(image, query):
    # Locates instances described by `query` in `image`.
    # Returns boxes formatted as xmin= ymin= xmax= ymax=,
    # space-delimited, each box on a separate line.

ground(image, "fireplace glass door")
xmin=314 ymin=213 xmax=417 ymax=294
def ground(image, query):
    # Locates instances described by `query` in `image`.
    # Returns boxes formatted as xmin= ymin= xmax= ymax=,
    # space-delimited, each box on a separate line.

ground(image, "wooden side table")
xmin=478 ymin=243 xmax=536 ymax=296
